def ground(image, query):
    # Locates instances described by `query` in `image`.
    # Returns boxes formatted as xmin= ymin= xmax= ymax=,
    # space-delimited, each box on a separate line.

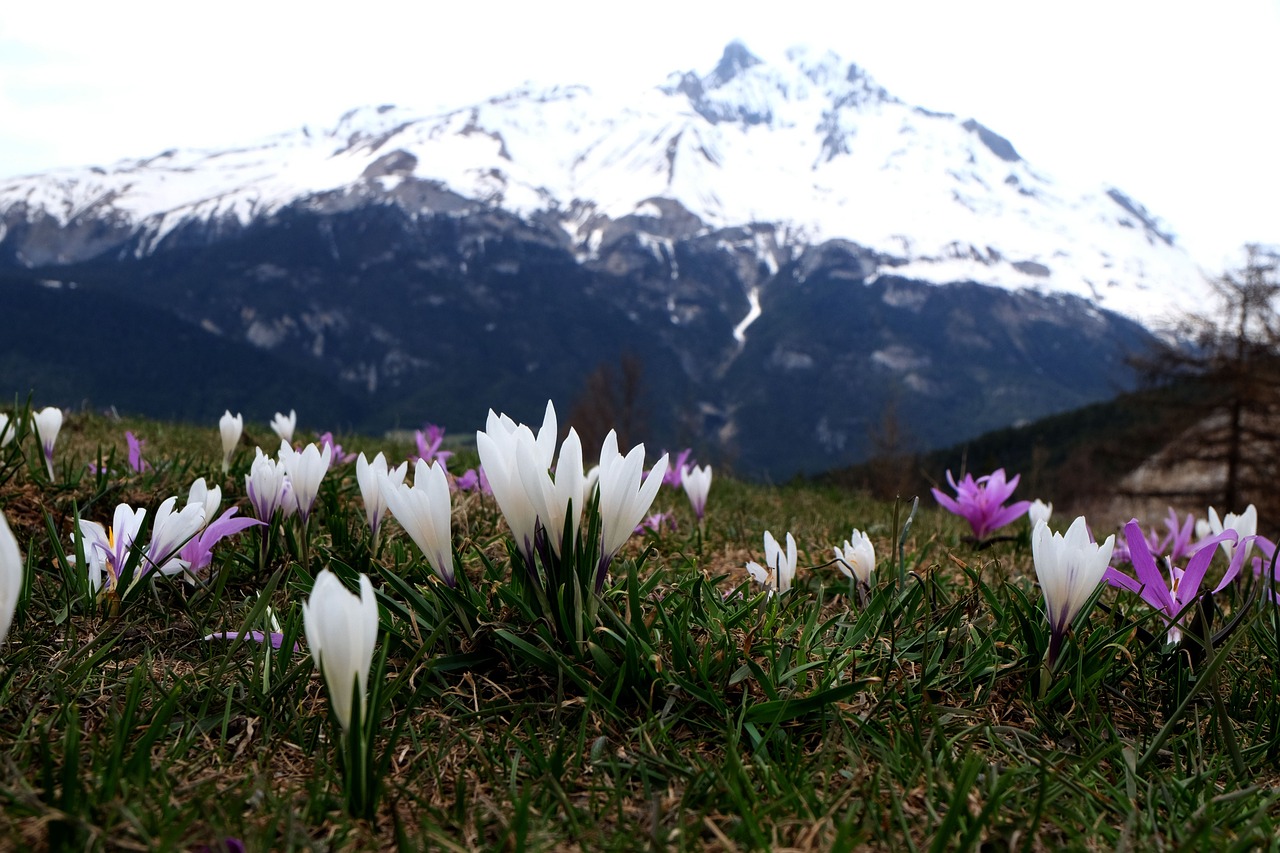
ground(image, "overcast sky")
xmin=1 ymin=0 xmax=1276 ymax=270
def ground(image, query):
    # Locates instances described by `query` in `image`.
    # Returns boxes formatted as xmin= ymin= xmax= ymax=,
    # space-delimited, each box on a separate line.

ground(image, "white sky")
xmin=1 ymin=0 xmax=1277 ymax=270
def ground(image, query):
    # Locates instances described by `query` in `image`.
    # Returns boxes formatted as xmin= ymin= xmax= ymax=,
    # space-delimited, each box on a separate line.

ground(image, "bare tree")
xmin=1123 ymin=244 xmax=1280 ymax=514
xmin=864 ymin=393 xmax=919 ymax=500
xmin=566 ymin=353 xmax=650 ymax=459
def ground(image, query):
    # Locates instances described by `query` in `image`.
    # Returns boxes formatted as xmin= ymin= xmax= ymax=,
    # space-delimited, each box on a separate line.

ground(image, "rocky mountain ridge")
xmin=0 ymin=43 xmax=1181 ymax=476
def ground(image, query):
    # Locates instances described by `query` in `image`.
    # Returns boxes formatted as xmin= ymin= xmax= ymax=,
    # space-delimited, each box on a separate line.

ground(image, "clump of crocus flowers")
xmin=1106 ymin=504 xmax=1262 ymax=647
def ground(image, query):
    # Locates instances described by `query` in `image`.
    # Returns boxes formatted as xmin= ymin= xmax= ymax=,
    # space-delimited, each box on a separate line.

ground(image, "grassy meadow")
xmin=0 ymin=406 xmax=1278 ymax=851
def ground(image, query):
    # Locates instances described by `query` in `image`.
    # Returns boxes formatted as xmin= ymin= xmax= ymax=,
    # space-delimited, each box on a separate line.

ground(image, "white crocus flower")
xmin=1205 ymin=504 xmax=1257 ymax=564
xmin=271 ymin=409 xmax=297 ymax=444
xmin=356 ymin=452 xmax=407 ymax=542
xmin=517 ymin=428 xmax=585 ymax=558
xmin=1032 ymin=516 xmax=1115 ymax=665
xmin=1027 ymin=499 xmax=1053 ymax=531
xmin=681 ymin=464 xmax=713 ymax=520
xmin=477 ymin=425 xmax=540 ymax=559
xmin=476 ymin=402 xmax=558 ymax=560
xmin=382 ymin=459 xmax=455 ymax=585
xmin=834 ymin=528 xmax=876 ymax=587
xmin=282 ymin=442 xmax=332 ymax=524
xmin=746 ymin=530 xmax=799 ymax=595
xmin=303 ymin=569 xmax=378 ymax=733
xmin=0 ymin=511 xmax=23 ymax=647
xmin=596 ymin=430 xmax=668 ymax=571
xmin=33 ymin=406 xmax=63 ymax=479
xmin=245 ymin=448 xmax=290 ymax=522
xmin=78 ymin=504 xmax=147 ymax=595
xmin=0 ymin=413 xmax=14 ymax=448
xmin=143 ymin=496 xmax=206 ymax=581
xmin=219 ymin=411 xmax=243 ymax=473
xmin=486 ymin=401 xmax=558 ymax=469
xmin=186 ymin=478 xmax=222 ymax=528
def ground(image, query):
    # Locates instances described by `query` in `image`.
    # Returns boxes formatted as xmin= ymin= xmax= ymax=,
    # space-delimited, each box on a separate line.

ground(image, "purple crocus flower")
xmin=931 ymin=469 xmax=1031 ymax=541
xmin=662 ymin=450 xmax=693 ymax=488
xmin=413 ymin=423 xmax=454 ymax=466
xmin=1160 ymin=508 xmax=1198 ymax=564
xmin=180 ymin=507 xmax=264 ymax=574
xmin=1110 ymin=509 xmax=1201 ymax=569
xmin=125 ymin=431 xmax=151 ymax=473
xmin=455 ymin=466 xmax=491 ymax=495
xmin=317 ymin=432 xmax=357 ymax=465
xmin=635 ymin=511 xmax=677 ymax=535
xmin=1105 ymin=519 xmax=1248 ymax=645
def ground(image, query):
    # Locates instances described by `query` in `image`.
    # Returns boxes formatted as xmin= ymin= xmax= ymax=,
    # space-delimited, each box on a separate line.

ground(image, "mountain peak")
xmin=662 ymin=42 xmax=897 ymax=127
xmin=708 ymin=40 xmax=763 ymax=88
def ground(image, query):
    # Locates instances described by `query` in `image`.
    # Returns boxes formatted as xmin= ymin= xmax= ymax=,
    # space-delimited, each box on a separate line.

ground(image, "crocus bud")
xmin=219 ymin=411 xmax=243 ymax=473
xmin=303 ymin=570 xmax=378 ymax=732
xmin=356 ymin=452 xmax=407 ymax=542
xmin=596 ymin=430 xmax=667 ymax=571
xmin=681 ymin=464 xmax=713 ymax=520
xmin=282 ymin=442 xmax=332 ymax=525
xmin=33 ymin=406 xmax=63 ymax=479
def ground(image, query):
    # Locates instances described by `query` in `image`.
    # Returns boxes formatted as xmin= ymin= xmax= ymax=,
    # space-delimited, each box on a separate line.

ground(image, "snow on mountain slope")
xmin=0 ymin=42 xmax=1205 ymax=327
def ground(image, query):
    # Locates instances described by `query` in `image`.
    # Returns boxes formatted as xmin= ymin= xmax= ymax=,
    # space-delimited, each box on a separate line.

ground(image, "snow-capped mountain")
xmin=0 ymin=43 xmax=1187 ymax=476
xmin=0 ymin=41 xmax=1200 ymax=326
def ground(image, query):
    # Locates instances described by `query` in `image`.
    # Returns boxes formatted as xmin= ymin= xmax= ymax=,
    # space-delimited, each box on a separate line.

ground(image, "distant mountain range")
xmin=0 ymin=43 xmax=1198 ymax=477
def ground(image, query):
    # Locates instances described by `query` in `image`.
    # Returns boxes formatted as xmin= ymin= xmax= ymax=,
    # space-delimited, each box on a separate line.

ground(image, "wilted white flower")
xmin=746 ymin=530 xmax=798 ymax=596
